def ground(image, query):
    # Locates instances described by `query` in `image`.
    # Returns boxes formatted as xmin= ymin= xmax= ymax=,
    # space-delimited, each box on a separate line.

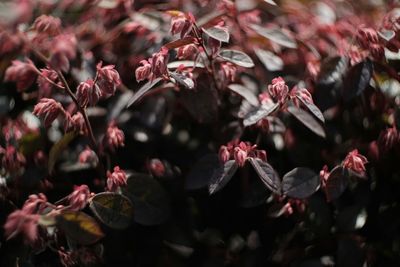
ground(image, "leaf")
xmin=185 ymin=154 xmax=220 ymax=190
xmin=254 ymin=48 xmax=283 ymax=71
xmin=228 ymin=84 xmax=259 ymax=106
xmin=197 ymin=10 xmax=225 ymax=27
xmin=287 ymin=105 xmax=326 ymax=138
xmin=126 ymin=77 xmax=163 ymax=107
xmin=167 ymin=60 xmax=204 ymax=69
xmin=317 ymin=56 xmax=348 ymax=86
xmin=282 ymin=167 xmax=320 ymax=199
xmin=263 ymin=0 xmax=277 ymax=5
xmin=123 ymin=173 xmax=171 ymax=225
xmin=267 ymin=202 xmax=287 ymax=218
xmin=240 ymin=177 xmax=271 ymax=208
xmin=243 ymin=103 xmax=279 ymax=127
xmin=48 ymin=131 xmax=78 ymax=174
xmin=297 ymin=97 xmax=325 ymax=122
xmin=107 ymin=91 xmax=134 ymax=121
xmin=250 ymin=24 xmax=297 ymax=49
xmin=169 ymin=71 xmax=195 ymax=89
xmin=218 ymin=49 xmax=255 ymax=68
xmin=164 ymin=36 xmax=197 ymax=49
xmin=343 ymin=60 xmax=373 ymax=102
xmin=208 ymin=160 xmax=238 ymax=194
xmin=202 ymin=26 xmax=230 ymax=43
xmin=324 ymin=166 xmax=349 ymax=202
xmin=56 ymin=210 xmax=104 ymax=245
xmin=89 ymin=192 xmax=134 ymax=229
xmin=248 ymin=158 xmax=281 ymax=194
xmin=18 ymin=132 xmax=42 ymax=156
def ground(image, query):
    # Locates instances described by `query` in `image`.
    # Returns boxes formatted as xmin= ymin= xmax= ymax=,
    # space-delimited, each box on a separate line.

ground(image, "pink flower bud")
xmin=258 ymin=92 xmax=274 ymax=106
xmin=219 ymin=145 xmax=231 ymax=163
xmin=65 ymin=112 xmax=86 ymax=133
xmin=177 ymin=44 xmax=198 ymax=59
xmin=4 ymin=59 xmax=37 ymax=92
xmin=104 ymin=122 xmax=125 ymax=152
xmin=37 ymin=68 xmax=59 ymax=98
xmin=255 ymin=150 xmax=267 ymax=161
xmin=79 ymin=147 xmax=98 ymax=165
xmin=33 ymin=15 xmax=61 ymax=35
xmin=343 ymin=149 xmax=368 ymax=174
xmin=135 ymin=60 xmax=152 ymax=82
xmin=378 ymin=127 xmax=399 ymax=153
xmin=319 ymin=165 xmax=330 ymax=186
xmin=33 ymin=98 xmax=64 ymax=127
xmin=170 ymin=14 xmax=194 ymax=38
xmin=220 ymin=62 xmax=237 ymax=83
xmin=4 ymin=210 xmax=39 ymax=244
xmin=357 ymin=27 xmax=379 ymax=47
xmin=267 ymin=77 xmax=289 ymax=104
xmin=234 ymin=147 xmax=247 ymax=167
xmin=96 ymin=62 xmax=121 ymax=96
xmin=290 ymin=87 xmax=313 ymax=107
xmin=149 ymin=159 xmax=165 ymax=177
xmin=256 ymin=119 xmax=270 ymax=132
xmin=68 ymin=185 xmax=91 ymax=211
xmin=107 ymin=166 xmax=127 ymax=191
xmin=76 ymin=79 xmax=101 ymax=107
xmin=369 ymin=43 xmax=384 ymax=60
xmin=283 ymin=202 xmax=293 ymax=216
xmin=151 ymin=47 xmax=169 ymax=77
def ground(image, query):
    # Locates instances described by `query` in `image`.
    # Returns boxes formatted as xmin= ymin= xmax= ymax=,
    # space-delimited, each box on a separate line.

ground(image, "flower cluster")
xmin=106 ymin=166 xmax=127 ymax=192
xmin=219 ymin=140 xmax=267 ymax=167
xmin=135 ymin=47 xmax=169 ymax=82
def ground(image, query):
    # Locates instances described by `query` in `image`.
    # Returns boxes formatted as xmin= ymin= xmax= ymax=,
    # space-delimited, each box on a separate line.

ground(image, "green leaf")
xmin=56 ymin=210 xmax=104 ymax=245
xmin=89 ymin=192 xmax=134 ymax=229
xmin=48 ymin=131 xmax=78 ymax=174
xmin=218 ymin=49 xmax=255 ymax=68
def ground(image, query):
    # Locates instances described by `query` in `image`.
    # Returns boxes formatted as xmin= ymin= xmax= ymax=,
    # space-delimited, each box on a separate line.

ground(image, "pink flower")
xmin=104 ymin=122 xmax=125 ymax=151
xmin=33 ymin=98 xmax=65 ymax=127
xmin=135 ymin=60 xmax=152 ymax=82
xmin=37 ymin=68 xmax=59 ymax=98
xmin=68 ymin=185 xmax=91 ymax=210
xmin=177 ymin=44 xmax=198 ymax=59
xmin=148 ymin=159 xmax=165 ymax=177
xmin=78 ymin=147 xmax=98 ymax=165
xmin=290 ymin=87 xmax=313 ymax=107
xmin=4 ymin=59 xmax=37 ymax=92
xmin=219 ymin=145 xmax=231 ymax=163
xmin=22 ymin=194 xmax=48 ymax=214
xmin=96 ymin=62 xmax=121 ymax=95
xmin=357 ymin=27 xmax=379 ymax=48
xmin=64 ymin=112 xmax=86 ymax=133
xmin=76 ymin=79 xmax=102 ymax=107
xmin=255 ymin=150 xmax=267 ymax=161
xmin=4 ymin=210 xmax=39 ymax=244
xmin=0 ymin=145 xmax=26 ymax=173
xmin=258 ymin=92 xmax=274 ymax=106
xmin=319 ymin=165 xmax=330 ymax=186
xmin=151 ymin=47 xmax=169 ymax=77
xmin=234 ymin=146 xmax=247 ymax=167
xmin=343 ymin=149 xmax=368 ymax=174
xmin=220 ymin=62 xmax=237 ymax=83
xmin=50 ymin=34 xmax=77 ymax=72
xmin=107 ymin=166 xmax=127 ymax=191
xmin=170 ymin=13 xmax=195 ymax=38
xmin=33 ymin=15 xmax=61 ymax=35
xmin=267 ymin=77 xmax=289 ymax=104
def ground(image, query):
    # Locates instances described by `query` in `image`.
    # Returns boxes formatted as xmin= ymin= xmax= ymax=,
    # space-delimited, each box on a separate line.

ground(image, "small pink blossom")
xmin=107 ymin=166 xmax=127 ymax=191
xmin=4 ymin=210 xmax=40 ymax=244
xmin=290 ymin=87 xmax=313 ymax=107
xmin=135 ymin=60 xmax=152 ymax=82
xmin=220 ymin=62 xmax=237 ymax=83
xmin=170 ymin=13 xmax=195 ymax=38
xmin=4 ymin=59 xmax=37 ymax=92
xmin=96 ymin=62 xmax=121 ymax=95
xmin=104 ymin=122 xmax=125 ymax=151
xmin=37 ymin=68 xmax=59 ymax=98
xmin=76 ymin=79 xmax=102 ymax=107
xmin=234 ymin=147 xmax=247 ymax=167
xmin=319 ymin=165 xmax=330 ymax=187
xmin=258 ymin=92 xmax=274 ymax=106
xmin=33 ymin=98 xmax=65 ymax=127
xmin=148 ymin=159 xmax=165 ymax=177
xmin=177 ymin=44 xmax=198 ymax=59
xmin=68 ymin=185 xmax=91 ymax=211
xmin=357 ymin=27 xmax=380 ymax=47
xmin=64 ymin=112 xmax=86 ymax=133
xmin=343 ymin=149 xmax=368 ymax=174
xmin=151 ymin=47 xmax=169 ymax=77
xmin=0 ymin=145 xmax=26 ymax=173
xmin=78 ymin=147 xmax=98 ymax=165
xmin=33 ymin=15 xmax=61 ymax=35
xmin=267 ymin=77 xmax=289 ymax=104
xmin=219 ymin=145 xmax=230 ymax=163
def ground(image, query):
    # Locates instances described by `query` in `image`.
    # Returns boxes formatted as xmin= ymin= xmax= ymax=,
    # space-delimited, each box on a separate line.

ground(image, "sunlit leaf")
xmin=48 ymin=131 xmax=78 ymax=174
xmin=208 ymin=160 xmax=238 ymax=194
xmin=250 ymin=24 xmax=297 ymax=49
xmin=254 ymin=48 xmax=283 ymax=71
xmin=282 ymin=167 xmax=320 ymax=199
xmin=56 ymin=210 xmax=104 ymax=245
xmin=202 ymin=26 xmax=230 ymax=43
xmin=218 ymin=49 xmax=255 ymax=68
xmin=169 ymin=71 xmax=195 ymax=89
xmin=89 ymin=192 xmax=134 ymax=229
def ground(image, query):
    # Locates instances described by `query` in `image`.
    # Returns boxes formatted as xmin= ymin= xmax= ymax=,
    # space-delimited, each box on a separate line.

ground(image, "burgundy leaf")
xmin=248 ymin=158 xmax=281 ymax=194
xmin=164 ymin=36 xmax=196 ymax=49
xmin=126 ymin=77 xmax=163 ymax=107
xmin=228 ymin=84 xmax=259 ymax=106
xmin=218 ymin=49 xmax=255 ymax=68
xmin=324 ymin=166 xmax=349 ymax=202
xmin=250 ymin=24 xmax=297 ymax=49
xmin=243 ymin=103 xmax=279 ymax=127
xmin=282 ymin=167 xmax=320 ymax=199
xmin=202 ymin=26 xmax=230 ymax=43
xmin=208 ymin=160 xmax=238 ymax=194
xmin=169 ymin=71 xmax=195 ymax=89
xmin=343 ymin=60 xmax=373 ymax=102
xmin=185 ymin=154 xmax=220 ymax=190
xmin=254 ymin=48 xmax=283 ymax=72
xmin=296 ymin=96 xmax=325 ymax=122
xmin=287 ymin=105 xmax=326 ymax=138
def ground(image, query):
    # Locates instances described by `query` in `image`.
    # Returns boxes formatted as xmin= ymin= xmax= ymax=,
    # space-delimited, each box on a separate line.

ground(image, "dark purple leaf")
xmin=208 ymin=160 xmax=238 ymax=194
xmin=243 ymin=102 xmax=279 ymax=127
xmin=317 ymin=56 xmax=348 ymax=86
xmin=267 ymin=202 xmax=287 ymax=218
xmin=282 ymin=167 xmax=320 ymax=199
xmin=248 ymin=158 xmax=281 ymax=194
xmin=250 ymin=24 xmax=297 ymax=49
xmin=228 ymin=84 xmax=259 ymax=106
xmin=254 ymin=48 xmax=283 ymax=71
xmin=324 ymin=166 xmax=349 ymax=202
xmin=126 ymin=77 xmax=163 ymax=107
xmin=169 ymin=71 xmax=195 ymax=89
xmin=164 ymin=36 xmax=196 ymax=49
xmin=218 ymin=49 xmax=255 ymax=68
xmin=89 ymin=192 xmax=134 ymax=229
xmin=185 ymin=154 xmax=220 ymax=190
xmin=297 ymin=96 xmax=325 ymax=122
xmin=343 ymin=60 xmax=373 ymax=102
xmin=202 ymin=26 xmax=230 ymax=43
xmin=240 ymin=177 xmax=271 ymax=208
xmin=287 ymin=105 xmax=326 ymax=138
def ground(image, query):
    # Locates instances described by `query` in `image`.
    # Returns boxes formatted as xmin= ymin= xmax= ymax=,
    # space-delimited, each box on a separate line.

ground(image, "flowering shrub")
xmin=0 ymin=0 xmax=400 ymax=266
